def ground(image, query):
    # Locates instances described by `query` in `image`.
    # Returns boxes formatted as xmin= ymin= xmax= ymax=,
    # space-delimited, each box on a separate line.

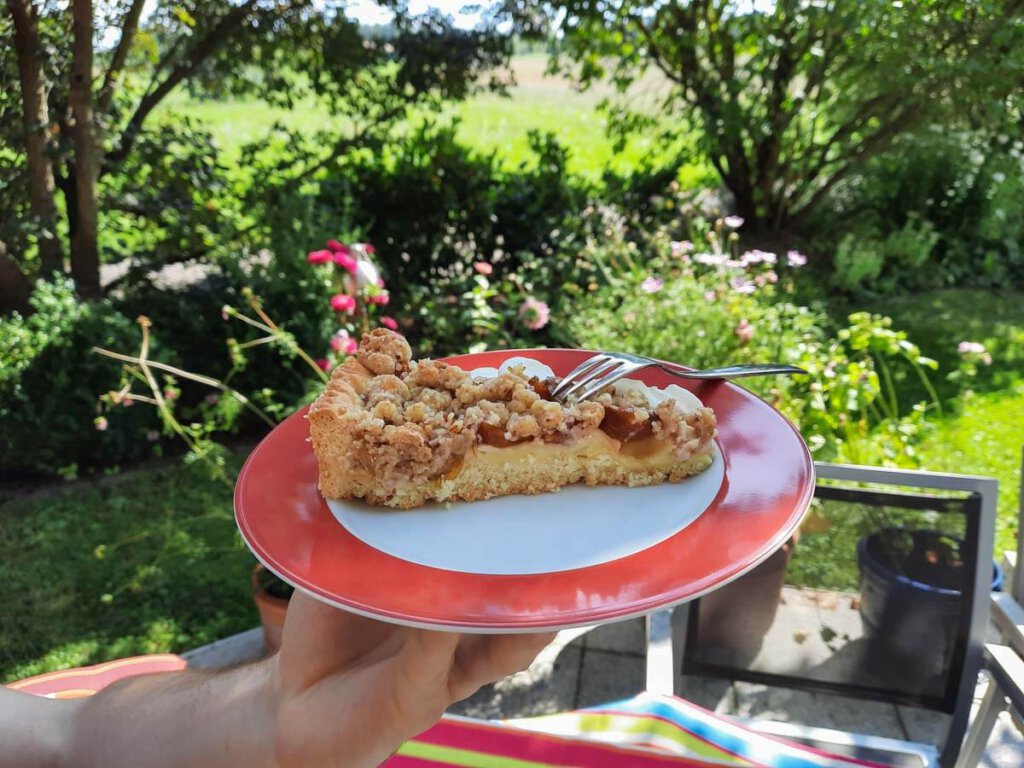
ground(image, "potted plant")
xmin=857 ymin=527 xmax=1001 ymax=680
xmin=252 ymin=564 xmax=293 ymax=655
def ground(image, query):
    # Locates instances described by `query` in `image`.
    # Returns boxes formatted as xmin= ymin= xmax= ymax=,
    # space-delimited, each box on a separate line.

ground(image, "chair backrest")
xmin=679 ymin=463 xmax=998 ymax=768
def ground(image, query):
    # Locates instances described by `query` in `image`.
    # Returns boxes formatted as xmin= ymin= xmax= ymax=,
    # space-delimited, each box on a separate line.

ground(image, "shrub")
xmin=0 ymin=279 xmax=160 ymax=477
xmin=568 ymin=216 xmax=941 ymax=467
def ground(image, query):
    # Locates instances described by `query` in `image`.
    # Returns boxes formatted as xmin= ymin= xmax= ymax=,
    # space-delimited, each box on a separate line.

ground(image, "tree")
xmin=547 ymin=0 xmax=1024 ymax=234
xmin=0 ymin=0 xmax=512 ymax=313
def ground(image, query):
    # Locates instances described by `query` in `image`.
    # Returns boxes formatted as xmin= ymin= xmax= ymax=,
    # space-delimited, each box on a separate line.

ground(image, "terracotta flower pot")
xmin=252 ymin=565 xmax=290 ymax=655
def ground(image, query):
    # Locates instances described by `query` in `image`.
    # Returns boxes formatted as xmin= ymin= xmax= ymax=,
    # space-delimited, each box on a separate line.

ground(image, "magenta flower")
xmin=671 ymin=240 xmax=694 ymax=257
xmin=380 ymin=316 xmax=399 ymax=331
xmin=333 ymin=251 xmax=358 ymax=273
xmin=519 ymin=298 xmax=550 ymax=331
xmin=474 ymin=261 xmax=494 ymax=276
xmin=331 ymin=331 xmax=358 ymax=355
xmin=315 ymin=357 xmax=331 ymax=371
xmin=723 ymin=215 xmax=745 ymax=229
xmin=641 ymin=276 xmax=664 ymax=293
xmin=787 ymin=250 xmax=808 ymax=268
xmin=94 ymin=416 xmax=109 ymax=432
xmin=331 ymin=294 xmax=356 ymax=313
xmin=734 ymin=318 xmax=755 ymax=344
xmin=307 ymin=249 xmax=333 ymax=265
xmin=730 ymin=276 xmax=756 ymax=294
xmin=326 ymin=239 xmax=348 ymax=253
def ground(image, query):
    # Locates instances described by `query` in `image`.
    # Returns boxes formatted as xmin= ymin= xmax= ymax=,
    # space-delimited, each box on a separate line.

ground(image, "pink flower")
xmin=730 ymin=276 xmax=756 ymax=294
xmin=163 ymin=389 xmax=178 ymax=401
xmin=754 ymin=270 xmax=778 ymax=287
xmin=741 ymin=249 xmax=777 ymax=266
xmin=331 ymin=331 xmax=358 ymax=355
xmin=735 ymin=318 xmax=755 ymax=345
xmin=326 ymin=239 xmax=348 ymax=253
xmin=380 ymin=316 xmax=399 ymax=330
xmin=367 ymin=292 xmax=390 ymax=306
xmin=671 ymin=240 xmax=694 ymax=257
xmin=307 ymin=249 xmax=333 ymax=265
xmin=787 ymin=250 xmax=808 ymax=268
xmin=333 ymin=251 xmax=358 ymax=273
xmin=704 ymin=290 xmax=717 ymax=302
xmin=723 ymin=215 xmax=745 ymax=229
xmin=474 ymin=261 xmax=493 ymax=275
xmin=641 ymin=276 xmax=664 ymax=293
xmin=958 ymin=341 xmax=986 ymax=356
xmin=518 ymin=298 xmax=550 ymax=331
xmin=315 ymin=358 xmax=331 ymax=371
xmin=122 ymin=396 xmax=134 ymax=407
xmin=376 ymin=278 xmax=386 ymax=288
xmin=331 ymin=294 xmax=356 ymax=313
xmin=355 ymin=243 xmax=376 ymax=254
xmin=94 ymin=416 xmax=108 ymax=432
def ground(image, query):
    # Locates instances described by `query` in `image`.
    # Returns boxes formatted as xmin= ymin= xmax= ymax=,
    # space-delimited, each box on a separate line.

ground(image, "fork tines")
xmin=550 ymin=353 xmax=639 ymax=403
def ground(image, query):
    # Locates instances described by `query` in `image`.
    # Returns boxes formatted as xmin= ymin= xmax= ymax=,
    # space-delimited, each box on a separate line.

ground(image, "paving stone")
xmin=183 ymin=627 xmax=265 ymax=669
xmin=576 ymin=648 xmax=645 ymax=710
xmin=582 ymin=617 xmax=646 ymax=655
xmin=731 ymin=681 xmax=907 ymax=740
xmin=679 ymin=675 xmax=734 ymax=715
xmin=448 ymin=646 xmax=581 ymax=720
xmin=981 ymin=711 xmax=1024 ymax=768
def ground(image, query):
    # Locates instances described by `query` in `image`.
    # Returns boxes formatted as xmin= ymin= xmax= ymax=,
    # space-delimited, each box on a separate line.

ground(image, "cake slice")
xmin=308 ymin=329 xmax=717 ymax=509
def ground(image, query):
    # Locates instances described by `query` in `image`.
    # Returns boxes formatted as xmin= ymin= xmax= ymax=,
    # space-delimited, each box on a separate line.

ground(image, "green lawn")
xmin=863 ymin=288 xmax=1023 ymax=558
xmin=159 ymin=54 xmax=707 ymax=180
xmin=0 ymin=462 xmax=252 ymax=683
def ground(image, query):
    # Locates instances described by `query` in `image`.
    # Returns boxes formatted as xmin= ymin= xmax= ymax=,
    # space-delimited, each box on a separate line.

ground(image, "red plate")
xmin=234 ymin=348 xmax=813 ymax=632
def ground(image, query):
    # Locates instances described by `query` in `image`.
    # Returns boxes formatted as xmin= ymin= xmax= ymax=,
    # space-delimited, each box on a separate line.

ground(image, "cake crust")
xmin=309 ymin=330 xmax=716 ymax=509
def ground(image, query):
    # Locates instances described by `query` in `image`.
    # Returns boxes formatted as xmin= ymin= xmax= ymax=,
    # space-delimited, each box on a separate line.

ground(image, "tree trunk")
xmin=69 ymin=0 xmax=101 ymax=298
xmin=0 ymin=240 xmax=34 ymax=316
xmin=7 ymin=0 xmax=64 ymax=276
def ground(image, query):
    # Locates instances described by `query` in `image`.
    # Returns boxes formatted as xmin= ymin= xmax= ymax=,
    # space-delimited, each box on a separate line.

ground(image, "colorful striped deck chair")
xmin=10 ymin=656 xmax=884 ymax=766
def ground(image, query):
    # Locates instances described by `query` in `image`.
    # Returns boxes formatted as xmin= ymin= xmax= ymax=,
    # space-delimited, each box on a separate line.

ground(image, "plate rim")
xmin=234 ymin=346 xmax=815 ymax=632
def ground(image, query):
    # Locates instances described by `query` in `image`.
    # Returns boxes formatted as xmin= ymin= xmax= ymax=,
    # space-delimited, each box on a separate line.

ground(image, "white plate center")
xmin=327 ymin=446 xmax=723 ymax=575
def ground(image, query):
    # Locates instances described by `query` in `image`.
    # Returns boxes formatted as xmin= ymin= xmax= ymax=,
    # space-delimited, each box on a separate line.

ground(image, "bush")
xmin=568 ymin=216 xmax=942 ymax=467
xmin=819 ymin=132 xmax=1024 ymax=292
xmin=0 ymin=280 xmax=160 ymax=477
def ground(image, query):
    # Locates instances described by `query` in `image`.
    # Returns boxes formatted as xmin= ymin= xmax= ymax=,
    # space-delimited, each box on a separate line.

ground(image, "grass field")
xmin=160 ymin=54 xmax=704 ymax=179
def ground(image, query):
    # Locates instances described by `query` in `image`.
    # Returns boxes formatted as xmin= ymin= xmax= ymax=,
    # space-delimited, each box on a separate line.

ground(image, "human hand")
xmin=272 ymin=591 xmax=556 ymax=767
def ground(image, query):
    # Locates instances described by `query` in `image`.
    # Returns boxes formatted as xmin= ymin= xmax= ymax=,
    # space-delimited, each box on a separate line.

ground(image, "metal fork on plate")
xmin=548 ymin=352 xmax=807 ymax=404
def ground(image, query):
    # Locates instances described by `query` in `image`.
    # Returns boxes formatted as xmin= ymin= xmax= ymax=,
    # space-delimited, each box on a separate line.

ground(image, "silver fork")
xmin=549 ymin=352 xmax=807 ymax=404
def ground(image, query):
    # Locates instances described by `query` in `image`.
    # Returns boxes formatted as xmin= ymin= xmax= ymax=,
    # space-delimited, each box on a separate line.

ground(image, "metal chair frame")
xmin=645 ymin=462 xmax=999 ymax=768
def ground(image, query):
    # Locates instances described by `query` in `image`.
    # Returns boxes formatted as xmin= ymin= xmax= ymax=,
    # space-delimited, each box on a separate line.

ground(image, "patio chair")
xmin=650 ymin=462 xmax=999 ymax=768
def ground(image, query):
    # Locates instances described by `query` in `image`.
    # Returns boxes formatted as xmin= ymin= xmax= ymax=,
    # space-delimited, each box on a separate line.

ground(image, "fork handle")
xmin=661 ymin=363 xmax=808 ymax=380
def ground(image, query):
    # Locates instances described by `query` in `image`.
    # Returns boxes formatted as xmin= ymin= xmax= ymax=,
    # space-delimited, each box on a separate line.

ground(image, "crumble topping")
xmin=310 ymin=329 xmax=716 ymax=489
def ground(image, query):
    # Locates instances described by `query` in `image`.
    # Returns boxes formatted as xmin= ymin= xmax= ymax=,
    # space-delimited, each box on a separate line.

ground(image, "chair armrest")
xmin=984 ymin=644 xmax=1024 ymax=715
xmin=991 ymin=593 xmax=1024 ymax=658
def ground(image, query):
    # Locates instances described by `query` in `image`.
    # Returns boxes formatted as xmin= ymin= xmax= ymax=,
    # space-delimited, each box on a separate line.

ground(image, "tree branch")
xmin=97 ymin=0 xmax=147 ymax=115
xmin=102 ymin=0 xmax=262 ymax=173
xmin=7 ymin=0 xmax=64 ymax=274
xmin=70 ymin=0 xmax=101 ymax=298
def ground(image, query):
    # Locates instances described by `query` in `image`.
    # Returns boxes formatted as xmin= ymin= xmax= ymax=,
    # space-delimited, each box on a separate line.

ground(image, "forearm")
xmin=1 ymin=659 xmax=279 ymax=768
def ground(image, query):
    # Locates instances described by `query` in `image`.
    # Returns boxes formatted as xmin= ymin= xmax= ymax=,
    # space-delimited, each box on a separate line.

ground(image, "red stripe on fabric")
xmin=381 ymin=756 xmax=448 ymax=767
xmin=410 ymin=718 xmax=725 ymax=766
xmin=9 ymin=656 xmax=187 ymax=697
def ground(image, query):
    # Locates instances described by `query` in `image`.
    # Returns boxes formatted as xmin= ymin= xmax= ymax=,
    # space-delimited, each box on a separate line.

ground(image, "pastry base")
xmin=318 ymin=430 xmax=714 ymax=509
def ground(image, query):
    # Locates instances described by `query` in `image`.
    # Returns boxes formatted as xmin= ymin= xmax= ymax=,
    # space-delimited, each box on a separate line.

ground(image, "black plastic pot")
xmin=857 ymin=528 xmax=1001 ymax=682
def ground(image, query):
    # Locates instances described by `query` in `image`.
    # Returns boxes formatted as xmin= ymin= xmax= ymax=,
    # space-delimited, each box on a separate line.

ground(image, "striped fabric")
xmin=387 ymin=716 xmax=738 ymax=767
xmin=10 ymin=656 xmax=886 ymax=767
xmin=506 ymin=692 xmax=887 ymax=768
xmin=6 ymin=655 xmax=187 ymax=699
